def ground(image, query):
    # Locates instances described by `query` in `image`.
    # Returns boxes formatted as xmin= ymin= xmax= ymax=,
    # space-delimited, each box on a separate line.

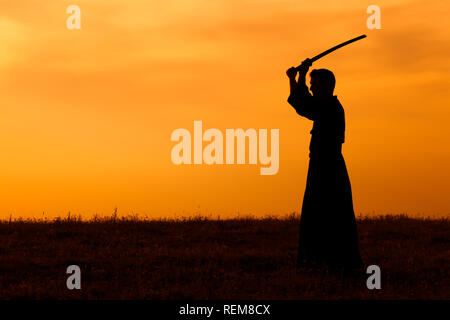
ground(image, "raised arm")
xmin=286 ymin=67 xmax=300 ymax=94
xmin=286 ymin=59 xmax=315 ymax=119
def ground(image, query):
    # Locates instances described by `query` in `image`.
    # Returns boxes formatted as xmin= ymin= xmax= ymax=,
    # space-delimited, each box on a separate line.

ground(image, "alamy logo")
xmin=366 ymin=5 xmax=381 ymax=30
xmin=66 ymin=265 xmax=81 ymax=290
xmin=171 ymin=121 xmax=279 ymax=175
xmin=366 ymin=265 xmax=381 ymax=289
xmin=66 ymin=5 xmax=81 ymax=30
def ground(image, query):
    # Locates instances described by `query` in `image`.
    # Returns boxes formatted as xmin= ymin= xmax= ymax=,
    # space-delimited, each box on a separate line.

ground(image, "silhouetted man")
xmin=286 ymin=59 xmax=363 ymax=271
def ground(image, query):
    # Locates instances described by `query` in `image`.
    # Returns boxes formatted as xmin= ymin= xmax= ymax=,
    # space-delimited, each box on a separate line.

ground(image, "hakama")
xmin=288 ymin=85 xmax=363 ymax=270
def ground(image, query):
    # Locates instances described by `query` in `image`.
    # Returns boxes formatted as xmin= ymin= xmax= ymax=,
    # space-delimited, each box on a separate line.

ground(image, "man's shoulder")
xmin=334 ymin=96 xmax=345 ymax=111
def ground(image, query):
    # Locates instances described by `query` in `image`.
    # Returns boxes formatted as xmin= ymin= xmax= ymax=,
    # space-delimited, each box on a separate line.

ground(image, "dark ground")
xmin=0 ymin=214 xmax=448 ymax=299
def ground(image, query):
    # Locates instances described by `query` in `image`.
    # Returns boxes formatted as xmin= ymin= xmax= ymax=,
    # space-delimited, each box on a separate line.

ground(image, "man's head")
xmin=309 ymin=69 xmax=335 ymax=97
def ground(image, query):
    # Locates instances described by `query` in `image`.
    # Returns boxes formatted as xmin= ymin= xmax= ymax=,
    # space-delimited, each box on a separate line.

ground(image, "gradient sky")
xmin=0 ymin=0 xmax=449 ymax=219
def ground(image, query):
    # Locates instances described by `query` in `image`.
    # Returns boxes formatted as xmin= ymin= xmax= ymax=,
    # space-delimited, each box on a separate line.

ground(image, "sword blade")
xmin=297 ymin=34 xmax=367 ymax=69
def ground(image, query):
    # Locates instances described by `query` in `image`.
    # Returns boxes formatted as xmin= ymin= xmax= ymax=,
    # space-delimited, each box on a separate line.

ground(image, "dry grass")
xmin=0 ymin=214 xmax=448 ymax=299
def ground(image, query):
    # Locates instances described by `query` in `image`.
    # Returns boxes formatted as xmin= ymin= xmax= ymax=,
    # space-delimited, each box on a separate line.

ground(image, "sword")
xmin=296 ymin=34 xmax=367 ymax=69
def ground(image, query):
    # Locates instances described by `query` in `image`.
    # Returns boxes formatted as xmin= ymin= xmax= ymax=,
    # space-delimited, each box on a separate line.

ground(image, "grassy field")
xmin=0 ymin=214 xmax=448 ymax=299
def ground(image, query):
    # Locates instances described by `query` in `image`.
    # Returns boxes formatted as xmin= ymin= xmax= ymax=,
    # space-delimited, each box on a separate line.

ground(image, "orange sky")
xmin=0 ymin=0 xmax=449 ymax=219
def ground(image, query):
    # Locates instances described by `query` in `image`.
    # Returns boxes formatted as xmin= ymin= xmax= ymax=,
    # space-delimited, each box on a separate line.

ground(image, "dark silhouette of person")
xmin=286 ymin=59 xmax=363 ymax=272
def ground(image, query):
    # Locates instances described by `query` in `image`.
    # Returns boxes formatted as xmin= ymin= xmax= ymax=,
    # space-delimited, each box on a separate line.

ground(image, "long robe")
xmin=287 ymin=84 xmax=363 ymax=270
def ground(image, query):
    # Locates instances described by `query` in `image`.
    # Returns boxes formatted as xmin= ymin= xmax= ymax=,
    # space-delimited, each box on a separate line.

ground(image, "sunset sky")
xmin=0 ymin=0 xmax=449 ymax=219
